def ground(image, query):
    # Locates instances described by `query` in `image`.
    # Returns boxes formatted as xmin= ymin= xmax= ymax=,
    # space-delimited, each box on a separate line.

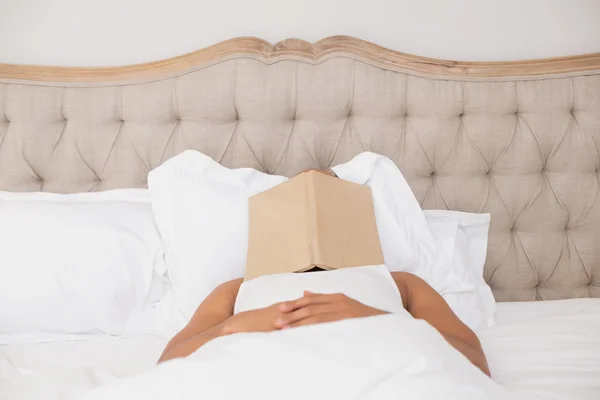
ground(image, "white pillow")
xmin=235 ymin=265 xmax=405 ymax=316
xmin=332 ymin=153 xmax=494 ymax=329
xmin=331 ymin=153 xmax=438 ymax=284
xmin=424 ymin=210 xmax=496 ymax=329
xmin=425 ymin=216 xmax=463 ymax=294
xmin=148 ymin=151 xmax=287 ymax=332
xmin=0 ymin=189 xmax=166 ymax=342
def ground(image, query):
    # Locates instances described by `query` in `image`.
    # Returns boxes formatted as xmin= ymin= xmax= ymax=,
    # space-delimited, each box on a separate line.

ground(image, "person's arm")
xmin=158 ymin=279 xmax=242 ymax=363
xmin=392 ymin=272 xmax=491 ymax=377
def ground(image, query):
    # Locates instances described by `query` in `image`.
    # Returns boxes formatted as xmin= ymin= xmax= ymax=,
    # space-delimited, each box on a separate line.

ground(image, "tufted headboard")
xmin=1 ymin=36 xmax=599 ymax=301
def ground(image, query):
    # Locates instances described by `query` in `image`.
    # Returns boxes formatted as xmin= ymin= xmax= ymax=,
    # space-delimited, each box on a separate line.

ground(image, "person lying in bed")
xmin=158 ymin=170 xmax=491 ymax=378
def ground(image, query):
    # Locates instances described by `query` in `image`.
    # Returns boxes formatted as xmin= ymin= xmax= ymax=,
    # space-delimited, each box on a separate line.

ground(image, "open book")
xmin=245 ymin=170 xmax=384 ymax=281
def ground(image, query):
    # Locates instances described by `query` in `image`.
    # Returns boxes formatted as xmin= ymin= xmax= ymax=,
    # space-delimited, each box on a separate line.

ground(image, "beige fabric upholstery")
xmin=1 ymin=57 xmax=599 ymax=301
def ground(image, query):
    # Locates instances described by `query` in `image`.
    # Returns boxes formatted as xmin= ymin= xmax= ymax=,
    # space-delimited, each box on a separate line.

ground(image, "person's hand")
xmin=275 ymin=291 xmax=387 ymax=329
xmin=220 ymin=303 xmax=284 ymax=335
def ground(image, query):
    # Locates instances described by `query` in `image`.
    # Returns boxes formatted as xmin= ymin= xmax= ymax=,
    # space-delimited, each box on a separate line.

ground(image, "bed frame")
xmin=1 ymin=36 xmax=598 ymax=302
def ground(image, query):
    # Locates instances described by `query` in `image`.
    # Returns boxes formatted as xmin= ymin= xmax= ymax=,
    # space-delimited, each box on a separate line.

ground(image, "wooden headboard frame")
xmin=1 ymin=36 xmax=600 ymax=83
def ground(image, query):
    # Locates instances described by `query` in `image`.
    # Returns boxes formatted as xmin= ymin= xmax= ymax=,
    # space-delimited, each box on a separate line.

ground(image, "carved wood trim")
xmin=1 ymin=35 xmax=599 ymax=83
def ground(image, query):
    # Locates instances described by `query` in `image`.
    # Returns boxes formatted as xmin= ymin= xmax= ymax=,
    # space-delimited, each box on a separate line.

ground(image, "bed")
xmin=2 ymin=300 xmax=599 ymax=399
xmin=0 ymin=36 xmax=599 ymax=399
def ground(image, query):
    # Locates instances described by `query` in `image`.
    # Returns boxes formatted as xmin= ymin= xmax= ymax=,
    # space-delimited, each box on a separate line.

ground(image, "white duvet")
xmin=80 ymin=314 xmax=508 ymax=400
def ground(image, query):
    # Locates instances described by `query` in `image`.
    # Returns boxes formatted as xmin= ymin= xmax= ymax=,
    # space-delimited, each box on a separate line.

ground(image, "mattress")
xmin=1 ymin=299 xmax=599 ymax=400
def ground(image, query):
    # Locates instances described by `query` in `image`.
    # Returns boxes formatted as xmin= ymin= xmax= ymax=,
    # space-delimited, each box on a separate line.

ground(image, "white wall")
xmin=1 ymin=0 xmax=599 ymax=66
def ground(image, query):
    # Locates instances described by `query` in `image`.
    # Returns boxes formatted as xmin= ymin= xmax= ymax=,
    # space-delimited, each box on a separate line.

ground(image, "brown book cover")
xmin=245 ymin=170 xmax=384 ymax=281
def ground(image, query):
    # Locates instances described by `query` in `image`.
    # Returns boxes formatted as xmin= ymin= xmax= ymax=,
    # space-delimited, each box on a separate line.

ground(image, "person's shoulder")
xmin=389 ymin=272 xmax=434 ymax=309
xmin=390 ymin=271 xmax=436 ymax=293
xmin=204 ymin=278 xmax=244 ymax=304
xmin=389 ymin=272 xmax=414 ymax=308
xmin=390 ymin=271 xmax=421 ymax=285
xmin=218 ymin=278 xmax=243 ymax=291
xmin=209 ymin=278 xmax=244 ymax=300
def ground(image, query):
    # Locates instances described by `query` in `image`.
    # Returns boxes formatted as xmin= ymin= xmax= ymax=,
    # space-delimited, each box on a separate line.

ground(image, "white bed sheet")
xmin=1 ymin=299 xmax=599 ymax=400
xmin=0 ymin=335 xmax=167 ymax=400
xmin=479 ymin=298 xmax=600 ymax=400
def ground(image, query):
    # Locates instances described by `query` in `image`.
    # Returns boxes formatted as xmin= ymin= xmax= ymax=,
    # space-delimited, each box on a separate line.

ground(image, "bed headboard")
xmin=1 ymin=36 xmax=599 ymax=302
